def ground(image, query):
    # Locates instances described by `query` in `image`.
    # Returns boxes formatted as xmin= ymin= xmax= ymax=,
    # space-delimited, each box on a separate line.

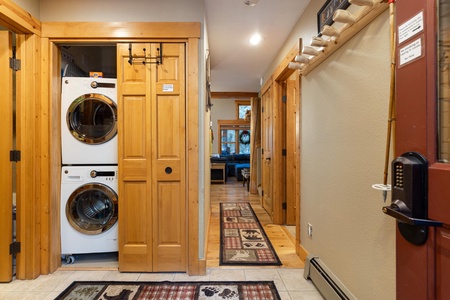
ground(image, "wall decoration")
xmin=205 ymin=50 xmax=213 ymax=112
xmin=317 ymin=0 xmax=350 ymax=34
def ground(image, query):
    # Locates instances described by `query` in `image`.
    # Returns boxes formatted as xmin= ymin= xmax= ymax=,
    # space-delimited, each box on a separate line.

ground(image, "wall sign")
xmin=317 ymin=0 xmax=350 ymax=34
xmin=399 ymin=38 xmax=423 ymax=66
xmin=398 ymin=11 xmax=424 ymax=44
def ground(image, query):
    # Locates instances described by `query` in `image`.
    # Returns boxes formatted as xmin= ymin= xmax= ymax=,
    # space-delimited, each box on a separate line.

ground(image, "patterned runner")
xmin=220 ymin=202 xmax=282 ymax=266
xmin=55 ymin=281 xmax=281 ymax=300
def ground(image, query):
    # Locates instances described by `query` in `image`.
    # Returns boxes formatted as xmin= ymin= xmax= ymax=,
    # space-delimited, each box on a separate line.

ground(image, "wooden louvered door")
xmin=117 ymin=42 xmax=186 ymax=272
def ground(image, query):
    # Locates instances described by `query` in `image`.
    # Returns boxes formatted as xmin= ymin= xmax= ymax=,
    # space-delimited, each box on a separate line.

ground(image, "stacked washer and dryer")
xmin=60 ymin=77 xmax=119 ymax=264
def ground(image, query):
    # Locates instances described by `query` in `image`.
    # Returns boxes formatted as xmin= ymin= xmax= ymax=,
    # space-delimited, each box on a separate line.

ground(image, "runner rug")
xmin=220 ymin=202 xmax=282 ymax=266
xmin=55 ymin=280 xmax=281 ymax=300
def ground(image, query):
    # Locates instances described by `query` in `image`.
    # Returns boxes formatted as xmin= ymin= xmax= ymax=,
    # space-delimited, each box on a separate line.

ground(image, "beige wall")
xmin=264 ymin=0 xmax=395 ymax=299
xmin=39 ymin=0 xmax=204 ymax=22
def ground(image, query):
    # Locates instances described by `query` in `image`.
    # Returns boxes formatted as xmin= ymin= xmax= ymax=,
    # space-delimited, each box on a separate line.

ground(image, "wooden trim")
xmin=217 ymin=120 xmax=250 ymax=126
xmin=260 ymin=75 xmax=273 ymax=95
xmin=298 ymin=244 xmax=309 ymax=262
xmin=211 ymin=92 xmax=259 ymax=99
xmin=15 ymin=33 xmax=41 ymax=279
xmin=187 ymin=37 xmax=202 ymax=275
xmin=0 ymin=0 xmax=41 ymax=35
xmin=41 ymin=22 xmax=201 ymax=39
xmin=273 ymin=41 xmax=300 ymax=81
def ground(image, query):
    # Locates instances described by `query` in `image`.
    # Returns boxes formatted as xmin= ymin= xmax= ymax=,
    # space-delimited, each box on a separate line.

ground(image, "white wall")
xmin=264 ymin=1 xmax=395 ymax=299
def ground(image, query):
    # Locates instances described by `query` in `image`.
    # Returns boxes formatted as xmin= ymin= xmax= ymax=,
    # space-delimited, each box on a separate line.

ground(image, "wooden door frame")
xmin=0 ymin=3 xmax=204 ymax=278
xmin=0 ymin=30 xmax=14 ymax=283
xmin=40 ymin=22 xmax=203 ymax=275
xmin=261 ymin=42 xmax=301 ymax=244
xmin=0 ymin=0 xmax=42 ymax=280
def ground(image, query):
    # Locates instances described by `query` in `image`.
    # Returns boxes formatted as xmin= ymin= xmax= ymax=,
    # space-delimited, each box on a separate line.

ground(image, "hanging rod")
xmin=128 ymin=43 xmax=163 ymax=65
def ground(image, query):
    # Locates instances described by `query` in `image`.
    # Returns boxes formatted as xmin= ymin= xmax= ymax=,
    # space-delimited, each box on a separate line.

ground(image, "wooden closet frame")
xmin=1 ymin=0 xmax=204 ymax=278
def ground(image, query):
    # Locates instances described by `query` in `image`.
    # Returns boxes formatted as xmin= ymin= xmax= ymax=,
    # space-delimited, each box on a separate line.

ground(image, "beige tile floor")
xmin=0 ymin=267 xmax=323 ymax=300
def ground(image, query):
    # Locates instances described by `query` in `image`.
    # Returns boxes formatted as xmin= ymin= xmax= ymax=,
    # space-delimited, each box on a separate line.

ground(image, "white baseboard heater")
xmin=304 ymin=255 xmax=356 ymax=300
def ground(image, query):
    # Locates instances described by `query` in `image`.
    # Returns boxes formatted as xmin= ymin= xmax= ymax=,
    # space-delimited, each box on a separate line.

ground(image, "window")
xmin=218 ymin=120 xmax=250 ymax=155
xmin=235 ymin=100 xmax=251 ymax=120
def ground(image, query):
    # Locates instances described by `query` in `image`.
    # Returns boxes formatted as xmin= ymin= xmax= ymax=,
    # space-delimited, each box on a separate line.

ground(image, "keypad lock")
xmin=382 ymin=152 xmax=442 ymax=245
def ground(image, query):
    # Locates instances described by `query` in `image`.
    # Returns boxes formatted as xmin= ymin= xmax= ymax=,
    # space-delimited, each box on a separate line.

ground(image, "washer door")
xmin=66 ymin=93 xmax=117 ymax=145
xmin=66 ymin=183 xmax=118 ymax=235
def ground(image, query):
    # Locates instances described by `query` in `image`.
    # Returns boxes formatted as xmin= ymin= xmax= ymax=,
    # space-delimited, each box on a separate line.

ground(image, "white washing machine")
xmin=60 ymin=166 xmax=118 ymax=259
xmin=61 ymin=77 xmax=118 ymax=165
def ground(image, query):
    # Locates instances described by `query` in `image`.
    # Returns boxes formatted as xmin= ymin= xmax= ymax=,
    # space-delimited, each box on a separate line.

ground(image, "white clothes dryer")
xmin=61 ymin=77 xmax=118 ymax=165
xmin=60 ymin=166 xmax=118 ymax=258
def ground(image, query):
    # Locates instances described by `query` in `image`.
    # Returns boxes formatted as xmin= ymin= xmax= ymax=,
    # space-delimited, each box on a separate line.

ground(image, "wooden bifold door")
xmin=117 ymin=43 xmax=186 ymax=272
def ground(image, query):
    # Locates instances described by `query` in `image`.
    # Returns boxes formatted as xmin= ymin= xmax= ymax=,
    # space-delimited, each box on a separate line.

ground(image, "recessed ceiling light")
xmin=243 ymin=0 xmax=259 ymax=6
xmin=249 ymin=33 xmax=262 ymax=45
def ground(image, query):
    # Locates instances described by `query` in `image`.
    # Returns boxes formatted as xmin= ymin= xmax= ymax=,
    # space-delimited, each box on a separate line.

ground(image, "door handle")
xmin=265 ymin=157 xmax=271 ymax=161
xmin=382 ymin=205 xmax=442 ymax=227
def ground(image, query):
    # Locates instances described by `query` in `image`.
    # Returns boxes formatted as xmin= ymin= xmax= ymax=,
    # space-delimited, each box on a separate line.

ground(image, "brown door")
xmin=394 ymin=0 xmax=450 ymax=298
xmin=261 ymin=86 xmax=273 ymax=217
xmin=0 ymin=30 xmax=14 ymax=282
xmin=117 ymin=43 xmax=186 ymax=272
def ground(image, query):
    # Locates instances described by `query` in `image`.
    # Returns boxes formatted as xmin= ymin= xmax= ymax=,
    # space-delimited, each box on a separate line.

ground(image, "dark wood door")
xmin=395 ymin=0 xmax=450 ymax=298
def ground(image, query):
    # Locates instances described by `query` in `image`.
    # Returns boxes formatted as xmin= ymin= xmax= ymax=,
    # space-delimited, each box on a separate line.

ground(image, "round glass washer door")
xmin=66 ymin=93 xmax=117 ymax=145
xmin=66 ymin=183 xmax=118 ymax=235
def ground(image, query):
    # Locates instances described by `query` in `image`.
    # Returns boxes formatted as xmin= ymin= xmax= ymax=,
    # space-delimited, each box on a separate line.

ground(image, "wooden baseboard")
xmin=297 ymin=244 xmax=309 ymax=262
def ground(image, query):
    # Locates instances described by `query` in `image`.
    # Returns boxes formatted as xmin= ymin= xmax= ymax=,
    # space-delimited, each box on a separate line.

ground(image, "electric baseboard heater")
xmin=304 ymin=255 xmax=356 ymax=300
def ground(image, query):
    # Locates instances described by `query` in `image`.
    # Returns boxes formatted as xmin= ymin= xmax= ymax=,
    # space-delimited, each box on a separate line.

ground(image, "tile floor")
xmin=0 ymin=267 xmax=323 ymax=300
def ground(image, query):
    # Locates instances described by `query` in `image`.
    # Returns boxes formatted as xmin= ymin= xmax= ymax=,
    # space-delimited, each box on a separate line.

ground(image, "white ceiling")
xmin=204 ymin=0 xmax=311 ymax=93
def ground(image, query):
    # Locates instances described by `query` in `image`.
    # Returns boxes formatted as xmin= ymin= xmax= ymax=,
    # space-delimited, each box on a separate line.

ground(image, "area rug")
xmin=220 ymin=202 xmax=282 ymax=266
xmin=54 ymin=280 xmax=281 ymax=300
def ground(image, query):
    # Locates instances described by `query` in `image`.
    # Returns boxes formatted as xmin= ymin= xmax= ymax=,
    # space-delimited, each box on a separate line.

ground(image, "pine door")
xmin=0 ymin=30 xmax=14 ymax=282
xmin=261 ymin=86 xmax=273 ymax=217
xmin=117 ymin=43 xmax=186 ymax=272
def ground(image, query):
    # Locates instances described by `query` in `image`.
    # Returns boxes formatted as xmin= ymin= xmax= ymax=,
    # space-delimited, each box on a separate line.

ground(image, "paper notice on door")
xmin=399 ymin=38 xmax=423 ymax=66
xmin=162 ymin=84 xmax=174 ymax=92
xmin=398 ymin=11 xmax=424 ymax=44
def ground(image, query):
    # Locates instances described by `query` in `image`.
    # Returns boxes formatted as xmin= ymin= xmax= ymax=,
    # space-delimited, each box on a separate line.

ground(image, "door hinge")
xmin=10 ymin=242 xmax=21 ymax=255
xmin=10 ymin=150 xmax=21 ymax=162
xmin=282 ymin=96 xmax=287 ymax=103
xmin=261 ymin=149 xmax=264 ymax=155
xmin=9 ymin=46 xmax=21 ymax=71
xmin=282 ymin=202 xmax=287 ymax=209
xmin=282 ymin=149 xmax=287 ymax=156
xmin=262 ymin=106 xmax=264 ymax=113
xmin=262 ymin=190 xmax=264 ymax=197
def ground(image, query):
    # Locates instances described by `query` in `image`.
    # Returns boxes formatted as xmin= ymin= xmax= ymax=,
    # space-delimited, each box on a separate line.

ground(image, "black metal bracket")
xmin=128 ymin=43 xmax=163 ymax=65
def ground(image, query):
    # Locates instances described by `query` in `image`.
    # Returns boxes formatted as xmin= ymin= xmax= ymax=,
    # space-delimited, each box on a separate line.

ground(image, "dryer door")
xmin=66 ymin=183 xmax=118 ymax=235
xmin=66 ymin=93 xmax=117 ymax=144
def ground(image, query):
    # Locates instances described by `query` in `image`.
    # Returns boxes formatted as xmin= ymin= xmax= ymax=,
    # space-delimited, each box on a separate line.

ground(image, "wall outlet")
xmin=307 ymin=223 xmax=313 ymax=238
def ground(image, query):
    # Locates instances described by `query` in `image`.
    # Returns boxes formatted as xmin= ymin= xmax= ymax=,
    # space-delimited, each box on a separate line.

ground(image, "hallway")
xmin=207 ymin=178 xmax=304 ymax=268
